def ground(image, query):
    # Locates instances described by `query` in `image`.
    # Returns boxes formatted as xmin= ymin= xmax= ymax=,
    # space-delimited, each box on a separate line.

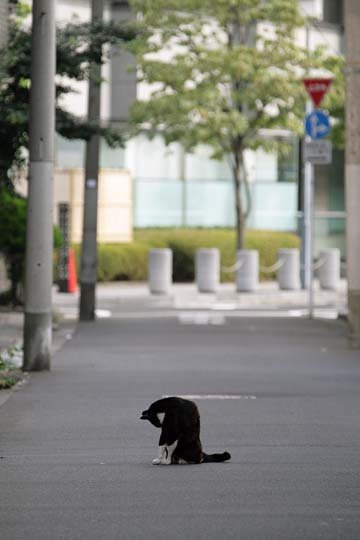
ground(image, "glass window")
xmin=56 ymin=135 xmax=85 ymax=169
xmin=277 ymin=137 xmax=299 ymax=183
xmin=323 ymin=0 xmax=343 ymax=25
xmin=134 ymin=135 xmax=180 ymax=180
xmin=56 ymin=135 xmax=125 ymax=170
xmin=185 ymin=145 xmax=232 ymax=182
xmin=255 ymin=149 xmax=278 ymax=182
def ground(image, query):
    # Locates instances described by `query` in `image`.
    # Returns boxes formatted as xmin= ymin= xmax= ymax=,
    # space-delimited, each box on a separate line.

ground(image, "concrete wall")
xmin=53 ymin=168 xmax=133 ymax=243
xmin=18 ymin=168 xmax=133 ymax=244
xmin=109 ymin=1 xmax=136 ymax=123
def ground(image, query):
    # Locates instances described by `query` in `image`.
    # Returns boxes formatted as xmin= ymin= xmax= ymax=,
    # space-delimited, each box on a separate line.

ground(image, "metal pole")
xmin=345 ymin=0 xmax=360 ymax=348
xmin=300 ymin=24 xmax=311 ymax=290
xmin=302 ymin=23 xmax=315 ymax=316
xmin=79 ymin=0 xmax=104 ymax=321
xmin=299 ymin=138 xmax=306 ymax=289
xmin=179 ymin=145 xmax=186 ymax=227
xmin=23 ymin=0 xmax=56 ymax=371
xmin=303 ymin=99 xmax=314 ymax=318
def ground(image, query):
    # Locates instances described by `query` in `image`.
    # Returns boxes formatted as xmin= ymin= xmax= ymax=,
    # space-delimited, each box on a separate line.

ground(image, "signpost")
xmin=58 ymin=203 xmax=70 ymax=293
xmin=302 ymin=78 xmax=332 ymax=318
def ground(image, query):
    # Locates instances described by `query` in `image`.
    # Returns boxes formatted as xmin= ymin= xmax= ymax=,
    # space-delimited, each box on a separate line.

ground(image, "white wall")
xmin=298 ymin=0 xmax=324 ymax=19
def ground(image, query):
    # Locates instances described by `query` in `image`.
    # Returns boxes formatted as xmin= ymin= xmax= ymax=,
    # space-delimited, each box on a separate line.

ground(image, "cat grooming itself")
xmin=140 ymin=397 xmax=231 ymax=465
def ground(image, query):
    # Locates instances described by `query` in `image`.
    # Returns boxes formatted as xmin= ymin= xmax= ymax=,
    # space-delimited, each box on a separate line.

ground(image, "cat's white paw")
xmin=152 ymin=457 xmax=172 ymax=465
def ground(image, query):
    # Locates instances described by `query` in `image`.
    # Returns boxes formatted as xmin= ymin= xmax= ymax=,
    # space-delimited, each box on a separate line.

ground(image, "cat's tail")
xmin=202 ymin=451 xmax=231 ymax=463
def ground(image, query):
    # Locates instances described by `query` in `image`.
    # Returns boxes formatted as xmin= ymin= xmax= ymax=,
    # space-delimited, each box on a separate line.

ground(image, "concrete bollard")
xmin=148 ymin=249 xmax=172 ymax=294
xmin=236 ymin=250 xmax=259 ymax=292
xmin=277 ymin=248 xmax=300 ymax=290
xmin=196 ymin=248 xmax=220 ymax=293
xmin=318 ymin=248 xmax=340 ymax=290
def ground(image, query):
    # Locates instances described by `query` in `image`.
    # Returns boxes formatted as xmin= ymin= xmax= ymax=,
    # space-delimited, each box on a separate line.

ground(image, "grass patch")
xmin=0 ymin=347 xmax=24 ymax=390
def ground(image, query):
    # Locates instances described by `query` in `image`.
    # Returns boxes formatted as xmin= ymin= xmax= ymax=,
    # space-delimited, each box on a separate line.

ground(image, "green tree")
xmin=319 ymin=53 xmax=345 ymax=149
xmin=0 ymin=190 xmax=62 ymax=305
xmin=129 ymin=0 xmax=343 ymax=248
xmin=0 ymin=190 xmax=26 ymax=304
xmin=0 ymin=4 xmax=135 ymax=303
xmin=0 ymin=4 xmax=135 ymax=188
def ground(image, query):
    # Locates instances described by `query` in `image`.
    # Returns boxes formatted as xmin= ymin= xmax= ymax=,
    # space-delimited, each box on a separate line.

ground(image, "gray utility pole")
xmin=345 ymin=0 xmax=360 ymax=348
xmin=79 ymin=0 xmax=104 ymax=321
xmin=23 ymin=0 xmax=56 ymax=371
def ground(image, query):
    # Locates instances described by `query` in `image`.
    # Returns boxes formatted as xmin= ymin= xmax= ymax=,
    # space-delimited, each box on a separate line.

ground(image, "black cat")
xmin=140 ymin=397 xmax=231 ymax=465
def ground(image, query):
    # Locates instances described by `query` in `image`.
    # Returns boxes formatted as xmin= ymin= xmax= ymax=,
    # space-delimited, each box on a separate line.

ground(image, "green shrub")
xmin=70 ymin=228 xmax=300 ymax=283
xmin=72 ymin=242 xmax=149 ymax=282
xmin=0 ymin=189 xmax=64 ymax=304
xmin=97 ymin=243 xmax=149 ymax=281
xmin=135 ymin=228 xmax=300 ymax=282
xmin=0 ymin=190 xmax=27 ymax=303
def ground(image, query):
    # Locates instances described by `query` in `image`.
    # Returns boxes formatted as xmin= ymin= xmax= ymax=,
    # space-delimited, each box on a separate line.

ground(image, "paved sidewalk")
xmin=54 ymin=279 xmax=347 ymax=320
xmin=0 ymin=280 xmax=347 ymax=353
xmin=0 ymin=310 xmax=76 ymax=355
xmin=0 ymin=314 xmax=359 ymax=539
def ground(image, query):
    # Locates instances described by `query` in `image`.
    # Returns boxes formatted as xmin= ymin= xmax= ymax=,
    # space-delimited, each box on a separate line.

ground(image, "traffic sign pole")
xmin=303 ymin=99 xmax=314 ymax=318
xmin=302 ymin=78 xmax=332 ymax=319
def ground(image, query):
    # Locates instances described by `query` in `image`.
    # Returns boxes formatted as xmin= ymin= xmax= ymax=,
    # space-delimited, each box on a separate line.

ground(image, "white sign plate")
xmin=86 ymin=178 xmax=97 ymax=189
xmin=304 ymin=140 xmax=332 ymax=164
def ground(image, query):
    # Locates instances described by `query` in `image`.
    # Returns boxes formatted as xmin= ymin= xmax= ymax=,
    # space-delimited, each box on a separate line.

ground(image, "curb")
xmin=0 ymin=373 xmax=30 ymax=408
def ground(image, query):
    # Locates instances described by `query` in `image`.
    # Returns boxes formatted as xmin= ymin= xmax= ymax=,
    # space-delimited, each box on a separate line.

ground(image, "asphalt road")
xmin=1 ymin=316 xmax=360 ymax=540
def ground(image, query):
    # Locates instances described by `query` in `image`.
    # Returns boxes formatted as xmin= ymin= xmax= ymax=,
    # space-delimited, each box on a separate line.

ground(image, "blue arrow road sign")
xmin=305 ymin=110 xmax=330 ymax=140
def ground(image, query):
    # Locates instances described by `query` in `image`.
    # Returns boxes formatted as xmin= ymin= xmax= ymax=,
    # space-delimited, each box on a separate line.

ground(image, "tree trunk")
xmin=9 ymin=256 xmax=23 ymax=305
xmin=233 ymin=149 xmax=246 ymax=250
xmin=0 ymin=166 xmax=11 ymax=191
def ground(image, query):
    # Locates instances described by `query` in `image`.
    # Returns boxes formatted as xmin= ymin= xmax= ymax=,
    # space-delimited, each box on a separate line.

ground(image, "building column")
xmin=345 ymin=0 xmax=360 ymax=348
xmin=110 ymin=1 xmax=136 ymax=124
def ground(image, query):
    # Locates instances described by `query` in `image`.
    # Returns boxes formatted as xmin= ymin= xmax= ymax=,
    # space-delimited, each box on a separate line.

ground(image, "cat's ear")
xmin=140 ymin=410 xmax=149 ymax=420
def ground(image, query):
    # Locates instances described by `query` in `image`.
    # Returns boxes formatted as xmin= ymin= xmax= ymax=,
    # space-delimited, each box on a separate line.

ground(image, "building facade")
xmin=53 ymin=0 xmax=345 ymax=253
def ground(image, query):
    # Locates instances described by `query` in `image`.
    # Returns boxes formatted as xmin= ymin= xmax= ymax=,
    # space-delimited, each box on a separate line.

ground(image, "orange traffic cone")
xmin=67 ymin=248 xmax=78 ymax=293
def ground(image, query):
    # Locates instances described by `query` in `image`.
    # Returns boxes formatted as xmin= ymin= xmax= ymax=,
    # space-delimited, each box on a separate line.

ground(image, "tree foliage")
xmin=315 ymin=51 xmax=345 ymax=149
xmin=0 ymin=190 xmax=27 ymax=302
xmin=0 ymin=6 xmax=135 ymax=187
xmin=0 ymin=4 xmax=135 ymax=303
xmin=0 ymin=189 xmax=62 ymax=305
xmin=128 ymin=0 xmax=344 ymax=247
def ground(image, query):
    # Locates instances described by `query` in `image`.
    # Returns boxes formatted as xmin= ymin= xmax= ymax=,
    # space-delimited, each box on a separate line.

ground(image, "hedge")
xmin=72 ymin=243 xmax=149 ymax=282
xmin=70 ymin=228 xmax=300 ymax=283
